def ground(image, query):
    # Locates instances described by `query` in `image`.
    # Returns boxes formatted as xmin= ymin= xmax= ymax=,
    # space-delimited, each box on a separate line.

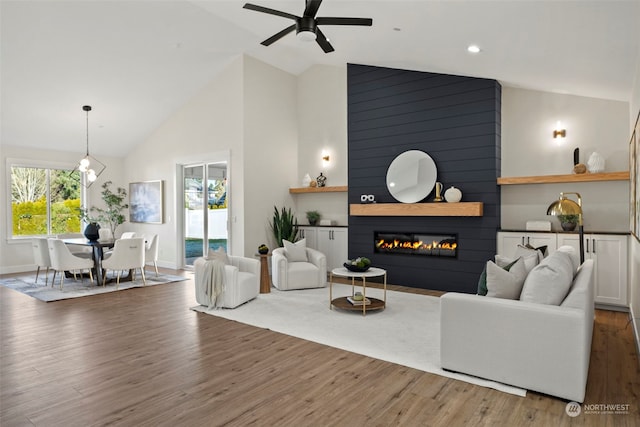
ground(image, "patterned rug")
xmin=0 ymin=271 xmax=189 ymax=302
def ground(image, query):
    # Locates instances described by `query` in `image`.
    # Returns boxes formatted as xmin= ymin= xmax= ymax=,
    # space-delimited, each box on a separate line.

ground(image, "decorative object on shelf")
xmin=547 ymin=192 xmax=584 ymax=263
xmin=302 ymin=173 xmax=312 ymax=187
xmin=344 ymin=256 xmax=371 ymax=272
xmin=270 ymin=206 xmax=299 ymax=247
xmin=360 ymin=194 xmax=376 ymax=203
xmin=316 ymin=172 xmax=327 ymax=187
xmin=73 ymin=105 xmax=106 ymax=188
xmin=557 ymin=214 xmax=578 ymax=231
xmin=258 ymin=244 xmax=269 ymax=255
xmin=587 ymin=152 xmax=605 ymax=173
xmin=310 ymin=180 xmax=317 ymax=187
xmin=79 ymin=181 xmax=129 ymax=238
xmin=83 ymin=222 xmax=100 ymax=242
xmin=386 ymin=150 xmax=437 ymax=203
xmin=572 ymin=147 xmax=587 ymax=174
xmin=306 ymin=210 xmax=321 ymax=226
xmin=444 ymin=186 xmax=462 ymax=203
xmin=433 ymin=182 xmax=443 ymax=202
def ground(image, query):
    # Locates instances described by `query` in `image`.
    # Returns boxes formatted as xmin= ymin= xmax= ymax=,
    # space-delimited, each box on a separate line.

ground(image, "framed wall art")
xmin=129 ymin=180 xmax=164 ymax=224
xmin=632 ymin=110 xmax=640 ymax=242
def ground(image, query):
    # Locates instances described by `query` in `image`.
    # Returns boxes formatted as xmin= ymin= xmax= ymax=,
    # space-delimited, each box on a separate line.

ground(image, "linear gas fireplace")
xmin=374 ymin=231 xmax=458 ymax=257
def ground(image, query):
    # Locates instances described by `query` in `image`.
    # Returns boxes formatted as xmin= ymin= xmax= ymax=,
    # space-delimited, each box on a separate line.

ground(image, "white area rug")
xmin=1 ymin=271 xmax=187 ymax=302
xmin=191 ymin=283 xmax=526 ymax=397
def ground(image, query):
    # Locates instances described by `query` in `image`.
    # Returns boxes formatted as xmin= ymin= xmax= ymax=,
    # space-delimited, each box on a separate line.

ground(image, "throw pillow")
xmin=556 ymin=245 xmax=580 ymax=274
xmin=206 ymin=247 xmax=230 ymax=265
xmin=283 ymin=238 xmax=308 ymax=262
xmin=520 ymin=250 xmax=574 ymax=305
xmin=485 ymin=257 xmax=527 ymax=299
xmin=496 ymin=252 xmax=539 ymax=274
xmin=477 ymin=257 xmax=519 ymax=296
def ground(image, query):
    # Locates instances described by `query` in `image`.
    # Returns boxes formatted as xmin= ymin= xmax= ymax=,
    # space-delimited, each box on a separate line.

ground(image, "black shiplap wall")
xmin=347 ymin=64 xmax=501 ymax=293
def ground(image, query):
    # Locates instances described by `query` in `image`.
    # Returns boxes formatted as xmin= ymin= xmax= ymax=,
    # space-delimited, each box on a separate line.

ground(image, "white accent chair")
xmin=56 ymin=232 xmax=93 ymax=258
xmin=271 ymin=240 xmax=327 ymax=290
xmin=47 ymin=238 xmax=94 ymax=289
xmin=194 ymin=255 xmax=260 ymax=309
xmin=101 ymin=237 xmax=146 ymax=289
xmin=144 ymin=234 xmax=160 ymax=277
xmin=31 ymin=237 xmax=51 ymax=285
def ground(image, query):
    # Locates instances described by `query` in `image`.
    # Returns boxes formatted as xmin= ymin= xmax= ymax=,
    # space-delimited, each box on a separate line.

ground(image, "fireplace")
xmin=374 ymin=231 xmax=457 ymax=257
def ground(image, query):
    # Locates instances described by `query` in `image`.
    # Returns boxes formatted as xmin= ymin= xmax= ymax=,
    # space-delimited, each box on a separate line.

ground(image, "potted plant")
xmin=558 ymin=214 xmax=579 ymax=231
xmin=79 ymin=181 xmax=129 ymax=238
xmin=306 ymin=210 xmax=321 ymax=226
xmin=270 ymin=206 xmax=299 ymax=247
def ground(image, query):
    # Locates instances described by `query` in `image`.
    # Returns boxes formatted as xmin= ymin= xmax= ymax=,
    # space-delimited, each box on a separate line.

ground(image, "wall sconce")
xmin=553 ymin=121 xmax=566 ymax=139
xmin=322 ymin=150 xmax=330 ymax=167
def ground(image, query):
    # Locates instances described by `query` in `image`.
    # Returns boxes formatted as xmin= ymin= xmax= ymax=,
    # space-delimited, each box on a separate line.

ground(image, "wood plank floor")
xmin=1 ymin=269 xmax=639 ymax=427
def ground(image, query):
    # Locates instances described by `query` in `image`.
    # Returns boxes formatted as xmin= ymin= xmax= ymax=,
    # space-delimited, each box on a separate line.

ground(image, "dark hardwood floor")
xmin=1 ymin=269 xmax=639 ymax=426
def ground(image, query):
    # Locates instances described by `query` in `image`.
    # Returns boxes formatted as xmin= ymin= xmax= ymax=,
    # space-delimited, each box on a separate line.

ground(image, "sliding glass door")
xmin=183 ymin=162 xmax=228 ymax=267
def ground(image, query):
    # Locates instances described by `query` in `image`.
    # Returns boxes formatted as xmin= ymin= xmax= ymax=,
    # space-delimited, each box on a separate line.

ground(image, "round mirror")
xmin=386 ymin=150 xmax=437 ymax=203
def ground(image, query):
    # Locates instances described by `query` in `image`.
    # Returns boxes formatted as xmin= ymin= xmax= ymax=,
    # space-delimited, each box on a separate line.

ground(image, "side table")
xmin=329 ymin=267 xmax=387 ymax=315
xmin=256 ymin=253 xmax=271 ymax=293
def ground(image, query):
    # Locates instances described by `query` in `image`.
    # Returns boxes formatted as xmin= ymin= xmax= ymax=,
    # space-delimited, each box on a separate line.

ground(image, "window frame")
xmin=6 ymin=157 xmax=85 ymax=241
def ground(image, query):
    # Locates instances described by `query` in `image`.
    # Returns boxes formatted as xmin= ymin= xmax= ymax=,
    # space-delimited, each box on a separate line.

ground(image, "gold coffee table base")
xmin=329 ymin=267 xmax=387 ymax=316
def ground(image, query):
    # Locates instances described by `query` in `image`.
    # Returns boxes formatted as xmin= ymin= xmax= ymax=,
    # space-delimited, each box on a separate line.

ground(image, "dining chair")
xmin=101 ymin=237 xmax=146 ymax=289
xmin=47 ymin=238 xmax=94 ymax=289
xmin=144 ymin=234 xmax=160 ymax=277
xmin=120 ymin=232 xmax=136 ymax=239
xmin=31 ymin=237 xmax=51 ymax=285
xmin=98 ymin=228 xmax=114 ymax=241
xmin=56 ymin=232 xmax=93 ymax=258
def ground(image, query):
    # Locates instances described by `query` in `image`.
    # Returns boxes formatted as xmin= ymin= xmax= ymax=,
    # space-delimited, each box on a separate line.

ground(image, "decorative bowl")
xmin=344 ymin=263 xmax=370 ymax=272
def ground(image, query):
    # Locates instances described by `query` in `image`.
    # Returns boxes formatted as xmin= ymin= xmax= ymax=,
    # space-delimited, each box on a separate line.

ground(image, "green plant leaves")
xmin=270 ymin=206 xmax=299 ymax=247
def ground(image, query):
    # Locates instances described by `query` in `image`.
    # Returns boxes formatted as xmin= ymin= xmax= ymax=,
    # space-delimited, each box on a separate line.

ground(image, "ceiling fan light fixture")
xmin=296 ymin=29 xmax=317 ymax=41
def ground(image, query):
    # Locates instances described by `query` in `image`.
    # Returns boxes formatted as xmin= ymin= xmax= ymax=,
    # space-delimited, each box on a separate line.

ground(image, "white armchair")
xmin=194 ymin=255 xmax=260 ymax=309
xmin=271 ymin=244 xmax=327 ymax=291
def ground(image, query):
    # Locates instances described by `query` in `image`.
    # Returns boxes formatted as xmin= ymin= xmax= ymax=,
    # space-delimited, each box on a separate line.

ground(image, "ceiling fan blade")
xmin=243 ymin=3 xmax=299 ymax=20
xmin=261 ymin=24 xmax=296 ymax=46
xmin=316 ymin=17 xmax=373 ymax=26
xmin=315 ymin=28 xmax=334 ymax=53
xmin=303 ymin=0 xmax=323 ymax=18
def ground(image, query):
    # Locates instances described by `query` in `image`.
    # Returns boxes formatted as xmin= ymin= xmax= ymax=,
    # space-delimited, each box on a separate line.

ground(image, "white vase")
xmin=302 ymin=173 xmax=312 ymax=187
xmin=587 ymin=152 xmax=605 ymax=173
xmin=444 ymin=186 xmax=462 ymax=203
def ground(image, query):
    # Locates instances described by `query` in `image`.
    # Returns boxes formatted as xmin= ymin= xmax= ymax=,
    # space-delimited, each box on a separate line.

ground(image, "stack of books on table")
xmin=347 ymin=296 xmax=371 ymax=306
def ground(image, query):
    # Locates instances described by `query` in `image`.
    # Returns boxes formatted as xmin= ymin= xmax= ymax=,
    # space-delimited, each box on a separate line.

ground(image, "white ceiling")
xmin=2 ymin=0 xmax=639 ymax=158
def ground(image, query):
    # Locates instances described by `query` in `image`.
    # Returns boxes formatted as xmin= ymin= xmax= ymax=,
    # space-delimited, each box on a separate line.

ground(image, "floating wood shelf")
xmin=289 ymin=186 xmax=348 ymax=194
xmin=497 ymin=171 xmax=629 ymax=185
xmin=350 ymin=202 xmax=483 ymax=217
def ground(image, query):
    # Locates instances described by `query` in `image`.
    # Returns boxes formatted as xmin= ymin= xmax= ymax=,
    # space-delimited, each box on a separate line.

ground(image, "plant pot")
xmin=561 ymin=222 xmax=577 ymax=232
xmin=84 ymin=222 xmax=100 ymax=241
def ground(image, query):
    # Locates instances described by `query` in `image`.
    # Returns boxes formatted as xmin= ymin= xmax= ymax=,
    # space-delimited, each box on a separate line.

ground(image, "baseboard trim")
xmin=0 ymin=264 xmax=35 ymax=275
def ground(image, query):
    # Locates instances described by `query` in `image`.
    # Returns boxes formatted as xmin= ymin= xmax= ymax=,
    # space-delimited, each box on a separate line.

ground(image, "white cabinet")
xmin=317 ymin=227 xmax=348 ymax=271
xmin=557 ymin=233 xmax=628 ymax=307
xmin=497 ymin=232 xmax=558 ymax=258
xmin=298 ymin=226 xmax=348 ymax=271
xmin=298 ymin=226 xmax=318 ymax=249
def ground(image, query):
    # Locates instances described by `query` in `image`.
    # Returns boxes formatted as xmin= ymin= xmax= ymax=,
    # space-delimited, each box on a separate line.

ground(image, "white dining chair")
xmin=98 ymin=228 xmax=114 ymax=241
xmin=56 ymin=232 xmax=93 ymax=258
xmin=119 ymin=232 xmax=136 ymax=239
xmin=101 ymin=237 xmax=146 ymax=289
xmin=144 ymin=234 xmax=159 ymax=277
xmin=31 ymin=237 xmax=51 ymax=285
xmin=47 ymin=238 xmax=94 ymax=289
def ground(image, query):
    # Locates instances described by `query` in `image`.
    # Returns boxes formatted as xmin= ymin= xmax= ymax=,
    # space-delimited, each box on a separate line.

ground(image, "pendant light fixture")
xmin=74 ymin=105 xmax=105 ymax=188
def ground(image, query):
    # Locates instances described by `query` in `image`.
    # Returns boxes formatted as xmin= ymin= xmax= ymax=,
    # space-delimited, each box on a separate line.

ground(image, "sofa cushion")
xmin=477 ymin=257 xmax=518 ymax=296
xmin=520 ymin=250 xmax=574 ymax=305
xmin=485 ymin=257 xmax=527 ymax=299
xmin=495 ymin=253 xmax=538 ymax=274
xmin=556 ymin=245 xmax=580 ymax=275
xmin=283 ymin=238 xmax=308 ymax=262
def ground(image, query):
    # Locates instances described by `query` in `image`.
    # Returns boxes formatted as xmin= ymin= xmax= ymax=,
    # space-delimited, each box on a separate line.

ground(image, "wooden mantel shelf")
xmin=289 ymin=186 xmax=348 ymax=194
xmin=497 ymin=171 xmax=629 ymax=185
xmin=350 ymin=202 xmax=483 ymax=217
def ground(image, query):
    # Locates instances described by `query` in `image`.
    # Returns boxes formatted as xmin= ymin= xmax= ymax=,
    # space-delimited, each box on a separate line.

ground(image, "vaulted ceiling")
xmin=2 ymin=1 xmax=639 ymax=157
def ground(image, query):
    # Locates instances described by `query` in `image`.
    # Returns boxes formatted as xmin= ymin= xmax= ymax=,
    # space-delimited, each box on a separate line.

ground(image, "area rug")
xmin=0 ymin=271 xmax=188 ymax=302
xmin=191 ymin=283 xmax=527 ymax=397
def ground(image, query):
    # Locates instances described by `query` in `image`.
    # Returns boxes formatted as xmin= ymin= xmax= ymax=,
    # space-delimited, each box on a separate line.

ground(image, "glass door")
xmin=183 ymin=163 xmax=228 ymax=267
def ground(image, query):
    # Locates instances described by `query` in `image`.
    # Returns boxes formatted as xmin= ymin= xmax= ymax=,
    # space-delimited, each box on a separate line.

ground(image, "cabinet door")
xmin=317 ymin=227 xmax=348 ymax=271
xmin=497 ymin=232 xmax=556 ymax=258
xmin=590 ymin=234 xmax=628 ymax=307
xmin=298 ymin=226 xmax=317 ymax=250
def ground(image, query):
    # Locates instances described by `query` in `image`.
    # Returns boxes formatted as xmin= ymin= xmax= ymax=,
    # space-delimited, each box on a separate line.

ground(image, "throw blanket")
xmin=194 ymin=258 xmax=226 ymax=309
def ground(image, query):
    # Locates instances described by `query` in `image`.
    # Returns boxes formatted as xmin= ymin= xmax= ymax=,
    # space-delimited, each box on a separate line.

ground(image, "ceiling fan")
xmin=243 ymin=0 xmax=373 ymax=53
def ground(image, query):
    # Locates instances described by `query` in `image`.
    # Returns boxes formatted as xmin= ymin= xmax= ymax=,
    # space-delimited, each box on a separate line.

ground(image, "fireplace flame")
xmin=375 ymin=234 xmax=457 ymax=257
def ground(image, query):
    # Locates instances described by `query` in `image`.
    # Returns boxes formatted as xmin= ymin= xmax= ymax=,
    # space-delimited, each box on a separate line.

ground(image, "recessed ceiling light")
xmin=467 ymin=45 xmax=481 ymax=54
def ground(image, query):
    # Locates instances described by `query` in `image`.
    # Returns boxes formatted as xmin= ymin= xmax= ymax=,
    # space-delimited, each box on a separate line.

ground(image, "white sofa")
xmin=440 ymin=258 xmax=595 ymax=402
xmin=194 ymin=255 xmax=260 ymax=309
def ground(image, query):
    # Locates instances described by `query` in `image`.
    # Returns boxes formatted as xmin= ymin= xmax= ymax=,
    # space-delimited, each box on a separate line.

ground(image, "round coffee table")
xmin=329 ymin=267 xmax=387 ymax=315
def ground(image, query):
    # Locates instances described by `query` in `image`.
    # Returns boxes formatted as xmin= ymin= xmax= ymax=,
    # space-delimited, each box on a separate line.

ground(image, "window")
xmin=9 ymin=162 xmax=82 ymax=238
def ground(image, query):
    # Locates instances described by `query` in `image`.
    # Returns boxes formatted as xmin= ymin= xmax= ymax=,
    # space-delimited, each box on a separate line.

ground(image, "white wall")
xmin=0 ymin=145 xmax=125 ymax=274
xmin=501 ymin=87 xmax=630 ymax=232
xmin=293 ymin=64 xmax=349 ymax=226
